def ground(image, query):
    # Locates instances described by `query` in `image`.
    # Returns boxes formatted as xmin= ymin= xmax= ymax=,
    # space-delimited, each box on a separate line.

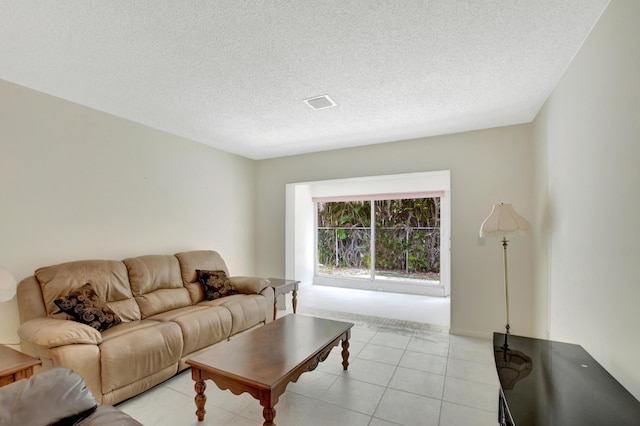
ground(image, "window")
xmin=317 ymin=200 xmax=372 ymax=279
xmin=374 ymin=198 xmax=440 ymax=282
xmin=316 ymin=198 xmax=440 ymax=284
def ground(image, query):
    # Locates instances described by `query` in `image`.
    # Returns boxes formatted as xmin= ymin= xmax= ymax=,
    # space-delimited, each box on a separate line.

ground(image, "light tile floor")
xmin=117 ymin=285 xmax=500 ymax=425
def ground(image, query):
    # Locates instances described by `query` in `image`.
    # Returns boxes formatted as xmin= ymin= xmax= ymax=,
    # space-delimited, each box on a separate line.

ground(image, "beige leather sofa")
xmin=16 ymin=250 xmax=274 ymax=405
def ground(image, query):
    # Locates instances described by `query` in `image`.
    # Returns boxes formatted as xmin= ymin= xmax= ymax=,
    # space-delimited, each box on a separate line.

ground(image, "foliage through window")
xmin=317 ymin=198 xmax=440 ymax=282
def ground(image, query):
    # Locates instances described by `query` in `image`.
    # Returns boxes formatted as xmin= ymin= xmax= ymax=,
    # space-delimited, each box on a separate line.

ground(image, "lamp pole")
xmin=502 ymin=236 xmax=510 ymax=351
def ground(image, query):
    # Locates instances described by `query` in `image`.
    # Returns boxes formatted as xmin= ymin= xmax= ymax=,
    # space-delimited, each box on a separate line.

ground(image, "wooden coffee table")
xmin=186 ymin=314 xmax=353 ymax=425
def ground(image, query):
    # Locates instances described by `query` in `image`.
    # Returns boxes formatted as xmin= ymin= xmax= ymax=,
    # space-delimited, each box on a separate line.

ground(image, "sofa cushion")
xmin=199 ymin=294 xmax=267 ymax=336
xmin=197 ymin=269 xmax=240 ymax=300
xmin=99 ymin=320 xmax=183 ymax=394
xmin=123 ymin=255 xmax=192 ymax=318
xmin=54 ymin=283 xmax=122 ymax=332
xmin=36 ymin=260 xmax=141 ymax=321
xmin=101 ymin=318 xmax=168 ymax=340
xmin=175 ymin=250 xmax=229 ymax=303
xmin=148 ymin=305 xmax=233 ymax=355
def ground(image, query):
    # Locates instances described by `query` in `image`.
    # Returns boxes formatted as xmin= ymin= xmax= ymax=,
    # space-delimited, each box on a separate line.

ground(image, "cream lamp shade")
xmin=0 ymin=265 xmax=17 ymax=302
xmin=479 ymin=203 xmax=531 ymax=238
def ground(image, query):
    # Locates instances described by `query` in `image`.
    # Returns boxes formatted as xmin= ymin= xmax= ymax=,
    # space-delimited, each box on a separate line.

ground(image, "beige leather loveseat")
xmin=16 ymin=250 xmax=274 ymax=405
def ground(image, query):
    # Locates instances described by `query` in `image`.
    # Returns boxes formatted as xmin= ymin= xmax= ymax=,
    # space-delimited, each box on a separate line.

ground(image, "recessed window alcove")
xmin=285 ymin=170 xmax=451 ymax=297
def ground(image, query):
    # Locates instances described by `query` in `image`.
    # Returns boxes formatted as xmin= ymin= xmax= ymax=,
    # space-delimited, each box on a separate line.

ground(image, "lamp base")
xmin=502 ymin=324 xmax=510 ymax=352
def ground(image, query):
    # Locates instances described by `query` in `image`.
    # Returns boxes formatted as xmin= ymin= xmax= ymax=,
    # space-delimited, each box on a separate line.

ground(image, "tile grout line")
xmin=437 ymin=340 xmax=453 ymax=426
xmin=367 ymin=327 xmax=409 ymax=426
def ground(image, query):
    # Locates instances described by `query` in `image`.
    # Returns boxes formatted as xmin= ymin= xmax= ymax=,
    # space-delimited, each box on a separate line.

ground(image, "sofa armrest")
xmin=230 ymin=276 xmax=270 ymax=294
xmin=18 ymin=318 xmax=102 ymax=348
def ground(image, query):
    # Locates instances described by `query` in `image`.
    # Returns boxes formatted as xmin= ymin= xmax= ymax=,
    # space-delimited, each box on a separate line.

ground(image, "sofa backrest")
xmin=174 ymin=250 xmax=229 ymax=304
xmin=35 ymin=259 xmax=141 ymax=321
xmin=123 ymin=254 xmax=192 ymax=318
xmin=20 ymin=250 xmax=236 ymax=324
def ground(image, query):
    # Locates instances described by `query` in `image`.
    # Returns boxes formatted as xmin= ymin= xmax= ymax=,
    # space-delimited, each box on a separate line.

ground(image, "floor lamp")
xmin=479 ymin=203 xmax=530 ymax=351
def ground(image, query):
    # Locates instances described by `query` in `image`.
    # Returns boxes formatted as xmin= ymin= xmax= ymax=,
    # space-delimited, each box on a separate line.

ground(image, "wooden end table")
xmin=0 ymin=344 xmax=41 ymax=387
xmin=186 ymin=314 xmax=353 ymax=426
xmin=268 ymin=278 xmax=300 ymax=320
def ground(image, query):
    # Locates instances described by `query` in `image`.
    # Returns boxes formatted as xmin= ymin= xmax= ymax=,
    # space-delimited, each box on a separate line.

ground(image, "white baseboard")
xmin=449 ymin=328 xmax=493 ymax=339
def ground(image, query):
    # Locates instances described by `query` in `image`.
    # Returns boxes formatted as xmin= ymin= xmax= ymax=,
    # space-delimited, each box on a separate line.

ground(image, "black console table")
xmin=493 ymin=333 xmax=640 ymax=425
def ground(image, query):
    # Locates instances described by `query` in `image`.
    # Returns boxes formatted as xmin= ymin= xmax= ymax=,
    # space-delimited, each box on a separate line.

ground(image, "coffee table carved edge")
xmin=186 ymin=315 xmax=352 ymax=426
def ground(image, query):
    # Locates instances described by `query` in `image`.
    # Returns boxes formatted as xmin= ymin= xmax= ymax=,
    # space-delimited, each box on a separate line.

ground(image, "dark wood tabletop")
xmin=188 ymin=314 xmax=351 ymax=385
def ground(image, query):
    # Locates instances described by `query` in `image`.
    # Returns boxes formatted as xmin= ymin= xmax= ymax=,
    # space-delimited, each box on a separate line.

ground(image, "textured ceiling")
xmin=0 ymin=1 xmax=609 ymax=160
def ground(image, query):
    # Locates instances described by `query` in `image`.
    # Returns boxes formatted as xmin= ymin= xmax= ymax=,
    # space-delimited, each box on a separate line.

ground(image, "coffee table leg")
xmin=292 ymin=289 xmax=297 ymax=314
xmin=194 ymin=378 xmax=207 ymax=421
xmin=341 ymin=335 xmax=350 ymax=370
xmin=263 ymin=406 xmax=276 ymax=426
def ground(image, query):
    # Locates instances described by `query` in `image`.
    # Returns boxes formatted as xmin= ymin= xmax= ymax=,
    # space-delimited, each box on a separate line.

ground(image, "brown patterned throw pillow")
xmin=53 ymin=283 xmax=121 ymax=332
xmin=197 ymin=269 xmax=240 ymax=300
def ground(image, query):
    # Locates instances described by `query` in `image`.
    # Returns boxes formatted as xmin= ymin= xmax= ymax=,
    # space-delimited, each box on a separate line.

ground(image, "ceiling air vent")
xmin=303 ymin=95 xmax=337 ymax=110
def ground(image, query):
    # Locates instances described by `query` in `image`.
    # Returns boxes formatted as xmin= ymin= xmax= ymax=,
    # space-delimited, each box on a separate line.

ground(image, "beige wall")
xmin=533 ymin=0 xmax=640 ymax=398
xmin=0 ymin=80 xmax=257 ymax=345
xmin=256 ymin=124 xmax=536 ymax=337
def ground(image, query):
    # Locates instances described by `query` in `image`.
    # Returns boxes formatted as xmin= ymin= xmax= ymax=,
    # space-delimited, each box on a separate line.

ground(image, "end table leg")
xmin=341 ymin=336 xmax=350 ymax=370
xmin=263 ymin=406 xmax=276 ymax=426
xmin=273 ymin=299 xmax=277 ymax=320
xmin=194 ymin=379 xmax=207 ymax=421
xmin=292 ymin=289 xmax=297 ymax=314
